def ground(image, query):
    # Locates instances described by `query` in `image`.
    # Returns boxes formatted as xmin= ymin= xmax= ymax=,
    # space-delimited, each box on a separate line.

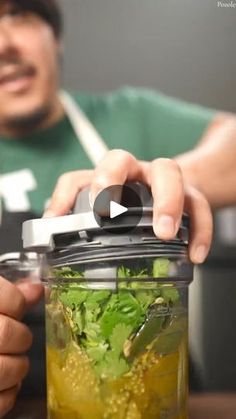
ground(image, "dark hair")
xmin=2 ymin=0 xmax=63 ymax=38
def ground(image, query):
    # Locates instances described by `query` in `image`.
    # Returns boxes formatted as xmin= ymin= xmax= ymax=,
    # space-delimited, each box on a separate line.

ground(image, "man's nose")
xmin=0 ymin=22 xmax=17 ymax=58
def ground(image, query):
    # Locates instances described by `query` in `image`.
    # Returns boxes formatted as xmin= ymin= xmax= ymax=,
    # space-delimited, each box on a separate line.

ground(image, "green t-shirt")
xmin=0 ymin=87 xmax=215 ymax=215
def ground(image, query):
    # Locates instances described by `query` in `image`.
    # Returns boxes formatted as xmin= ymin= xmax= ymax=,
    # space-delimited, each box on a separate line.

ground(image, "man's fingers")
xmin=0 ymin=385 xmax=19 ymax=418
xmin=90 ymin=150 xmax=147 ymax=204
xmin=150 ymin=159 xmax=212 ymax=261
xmin=16 ymin=281 xmax=44 ymax=309
xmin=42 ymin=152 xmax=212 ymax=264
xmin=185 ymin=186 xmax=213 ymax=264
xmin=0 ymin=277 xmax=43 ymax=320
xmin=0 ymin=355 xmax=29 ymax=392
xmin=44 ymin=170 xmax=94 ymax=217
xmin=0 ymin=277 xmax=26 ymax=320
xmin=151 ymin=159 xmax=184 ymax=240
xmin=45 ymin=151 xmax=148 ymax=218
xmin=0 ymin=316 xmax=32 ymax=354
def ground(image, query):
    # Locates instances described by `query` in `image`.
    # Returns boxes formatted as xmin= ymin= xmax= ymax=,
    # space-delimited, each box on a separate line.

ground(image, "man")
xmin=0 ymin=0 xmax=217 ymax=230
xmin=0 ymin=0 xmax=235 ymax=416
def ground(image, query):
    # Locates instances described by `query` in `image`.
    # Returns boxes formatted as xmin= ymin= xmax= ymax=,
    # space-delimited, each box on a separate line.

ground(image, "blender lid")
xmin=0 ymin=252 xmax=38 ymax=264
xmin=22 ymin=183 xmax=189 ymax=252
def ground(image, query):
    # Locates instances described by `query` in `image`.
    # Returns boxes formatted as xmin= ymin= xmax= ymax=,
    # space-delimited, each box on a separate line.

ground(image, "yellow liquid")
xmin=47 ymin=337 xmax=188 ymax=419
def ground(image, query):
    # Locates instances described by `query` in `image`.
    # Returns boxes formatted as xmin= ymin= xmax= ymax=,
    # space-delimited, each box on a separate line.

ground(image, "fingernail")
xmin=155 ymin=215 xmax=175 ymax=238
xmin=43 ymin=210 xmax=56 ymax=218
xmin=193 ymin=245 xmax=207 ymax=264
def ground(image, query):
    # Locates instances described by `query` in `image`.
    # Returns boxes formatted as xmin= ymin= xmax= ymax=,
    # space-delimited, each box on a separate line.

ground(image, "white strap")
xmin=60 ymin=90 xmax=109 ymax=167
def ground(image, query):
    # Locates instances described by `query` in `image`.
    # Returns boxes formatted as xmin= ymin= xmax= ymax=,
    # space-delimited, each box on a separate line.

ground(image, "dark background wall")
xmin=59 ymin=0 xmax=236 ymax=391
xmin=60 ymin=0 xmax=236 ymax=112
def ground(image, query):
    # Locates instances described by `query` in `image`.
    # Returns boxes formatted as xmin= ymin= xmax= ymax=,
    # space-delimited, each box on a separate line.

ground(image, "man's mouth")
xmin=0 ymin=65 xmax=36 ymax=94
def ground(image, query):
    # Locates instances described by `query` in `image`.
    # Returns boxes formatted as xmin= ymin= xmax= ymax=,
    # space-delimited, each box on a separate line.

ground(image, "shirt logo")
xmin=0 ymin=169 xmax=37 ymax=212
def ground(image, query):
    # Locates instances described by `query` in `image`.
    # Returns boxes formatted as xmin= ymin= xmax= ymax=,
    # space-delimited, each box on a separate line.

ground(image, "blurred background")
xmin=60 ymin=0 xmax=235 ymax=112
xmin=58 ymin=0 xmax=236 ymax=392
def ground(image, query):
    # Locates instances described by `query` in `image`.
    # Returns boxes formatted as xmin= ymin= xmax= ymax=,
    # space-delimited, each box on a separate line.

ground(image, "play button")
xmin=110 ymin=201 xmax=128 ymax=219
xmin=93 ymin=184 xmax=144 ymax=234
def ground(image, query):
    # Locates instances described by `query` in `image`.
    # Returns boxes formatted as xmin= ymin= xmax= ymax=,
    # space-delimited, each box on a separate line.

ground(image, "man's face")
xmin=0 ymin=4 xmax=61 ymax=128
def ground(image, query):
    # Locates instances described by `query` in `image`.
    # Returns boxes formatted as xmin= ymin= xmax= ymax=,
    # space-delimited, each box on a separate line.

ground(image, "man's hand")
xmin=0 ymin=277 xmax=43 ymax=417
xmin=44 ymin=150 xmax=213 ymax=264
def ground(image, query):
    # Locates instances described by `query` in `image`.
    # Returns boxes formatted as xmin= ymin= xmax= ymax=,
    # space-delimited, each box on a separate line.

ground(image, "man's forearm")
xmin=175 ymin=113 xmax=236 ymax=209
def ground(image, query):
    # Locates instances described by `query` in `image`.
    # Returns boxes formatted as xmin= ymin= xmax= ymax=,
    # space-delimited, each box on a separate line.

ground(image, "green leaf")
xmin=59 ymin=288 xmax=88 ymax=309
xmin=153 ymin=258 xmax=170 ymax=278
xmin=109 ymin=323 xmax=132 ymax=355
xmin=84 ymin=321 xmax=101 ymax=342
xmin=52 ymin=267 xmax=84 ymax=279
xmin=85 ymin=290 xmax=111 ymax=305
xmin=117 ymin=266 xmax=148 ymax=283
xmin=161 ymin=285 xmax=180 ymax=303
xmin=117 ymin=266 xmax=131 ymax=278
xmin=100 ymin=291 xmax=142 ymax=339
xmin=84 ymin=301 xmax=101 ymax=322
xmin=72 ymin=310 xmax=84 ymax=334
xmin=86 ymin=342 xmax=108 ymax=362
xmin=95 ymin=351 xmax=129 ymax=379
xmin=135 ymin=290 xmax=158 ymax=313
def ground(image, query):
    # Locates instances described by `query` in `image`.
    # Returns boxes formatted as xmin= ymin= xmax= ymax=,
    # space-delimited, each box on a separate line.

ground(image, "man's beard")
xmin=3 ymin=104 xmax=53 ymax=136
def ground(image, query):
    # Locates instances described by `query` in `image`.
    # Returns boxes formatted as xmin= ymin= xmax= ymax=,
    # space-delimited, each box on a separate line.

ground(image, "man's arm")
xmin=175 ymin=113 xmax=236 ymax=208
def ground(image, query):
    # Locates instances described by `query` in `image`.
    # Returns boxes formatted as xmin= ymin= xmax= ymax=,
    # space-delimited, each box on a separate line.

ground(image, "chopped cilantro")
xmin=153 ymin=258 xmax=170 ymax=278
xmin=52 ymin=267 xmax=84 ymax=278
xmin=86 ymin=343 xmax=109 ymax=362
xmin=135 ymin=290 xmax=160 ymax=313
xmin=99 ymin=291 xmax=143 ymax=338
xmin=50 ymin=258 xmax=181 ymax=379
xmin=95 ymin=351 xmax=129 ymax=379
xmin=161 ymin=285 xmax=180 ymax=303
xmin=109 ymin=323 xmax=132 ymax=355
xmin=59 ymin=287 xmax=88 ymax=309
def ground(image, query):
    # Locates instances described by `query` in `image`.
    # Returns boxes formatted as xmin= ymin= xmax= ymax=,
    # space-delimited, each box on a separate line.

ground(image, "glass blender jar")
xmin=22 ymin=184 xmax=193 ymax=419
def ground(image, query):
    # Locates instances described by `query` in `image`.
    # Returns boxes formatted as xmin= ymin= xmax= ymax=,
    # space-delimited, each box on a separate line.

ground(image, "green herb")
xmin=161 ymin=285 xmax=180 ymax=303
xmin=153 ymin=258 xmax=170 ymax=278
xmin=52 ymin=267 xmax=84 ymax=279
xmin=118 ymin=266 xmax=148 ymax=279
xmin=86 ymin=342 xmax=108 ymax=362
xmin=95 ymin=351 xmax=130 ymax=378
xmin=109 ymin=323 xmax=133 ymax=355
xmin=99 ymin=291 xmax=143 ymax=338
xmin=49 ymin=258 xmax=181 ymax=379
xmin=59 ymin=287 xmax=88 ymax=309
xmin=135 ymin=290 xmax=161 ymax=313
